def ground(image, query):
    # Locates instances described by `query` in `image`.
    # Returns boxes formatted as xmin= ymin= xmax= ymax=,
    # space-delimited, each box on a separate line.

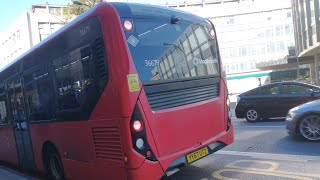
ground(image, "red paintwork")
xmin=0 ymin=125 xmax=18 ymax=165
xmin=0 ymin=2 xmax=234 ymax=180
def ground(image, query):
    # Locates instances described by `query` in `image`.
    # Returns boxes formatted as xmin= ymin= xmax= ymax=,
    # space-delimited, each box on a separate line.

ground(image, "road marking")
xmin=212 ymin=168 xmax=315 ymax=180
xmin=216 ymin=150 xmax=320 ymax=162
xmin=234 ymin=126 xmax=284 ymax=128
xmin=225 ymin=160 xmax=279 ymax=171
xmin=212 ymin=160 xmax=320 ymax=180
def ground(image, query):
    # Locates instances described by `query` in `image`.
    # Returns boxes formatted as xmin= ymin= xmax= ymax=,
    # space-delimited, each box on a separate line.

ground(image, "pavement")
xmin=0 ymin=166 xmax=36 ymax=180
xmin=1 ymin=115 xmax=320 ymax=180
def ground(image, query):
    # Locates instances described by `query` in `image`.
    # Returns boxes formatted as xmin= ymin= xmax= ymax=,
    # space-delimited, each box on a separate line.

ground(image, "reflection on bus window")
xmin=53 ymin=44 xmax=94 ymax=111
xmin=125 ymin=19 xmax=220 ymax=84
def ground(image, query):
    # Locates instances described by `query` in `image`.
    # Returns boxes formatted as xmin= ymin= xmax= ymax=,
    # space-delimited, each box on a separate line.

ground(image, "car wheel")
xmin=298 ymin=114 xmax=320 ymax=141
xmin=245 ymin=108 xmax=260 ymax=122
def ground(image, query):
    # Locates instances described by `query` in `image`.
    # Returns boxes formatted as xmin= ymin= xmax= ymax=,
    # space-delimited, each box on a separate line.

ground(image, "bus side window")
xmin=53 ymin=44 xmax=94 ymax=112
xmin=0 ymin=85 xmax=10 ymax=125
xmin=24 ymin=68 xmax=54 ymax=121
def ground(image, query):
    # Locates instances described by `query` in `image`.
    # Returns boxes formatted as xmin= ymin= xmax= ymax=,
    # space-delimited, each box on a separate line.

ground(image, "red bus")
xmin=0 ymin=2 xmax=233 ymax=180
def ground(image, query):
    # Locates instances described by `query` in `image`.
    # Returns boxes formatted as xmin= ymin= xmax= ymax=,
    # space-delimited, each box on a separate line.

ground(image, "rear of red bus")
xmin=109 ymin=3 xmax=234 ymax=179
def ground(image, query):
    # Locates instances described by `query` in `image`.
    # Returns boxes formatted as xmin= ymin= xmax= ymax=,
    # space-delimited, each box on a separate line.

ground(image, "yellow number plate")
xmin=186 ymin=147 xmax=209 ymax=163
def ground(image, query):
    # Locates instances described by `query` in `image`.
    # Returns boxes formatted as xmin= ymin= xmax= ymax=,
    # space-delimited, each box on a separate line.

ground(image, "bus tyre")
xmin=46 ymin=148 xmax=64 ymax=180
xmin=245 ymin=108 xmax=260 ymax=123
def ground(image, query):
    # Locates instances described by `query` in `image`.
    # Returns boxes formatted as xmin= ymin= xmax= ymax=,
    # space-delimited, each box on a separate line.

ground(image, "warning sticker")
xmin=127 ymin=74 xmax=140 ymax=92
xmin=127 ymin=35 xmax=139 ymax=47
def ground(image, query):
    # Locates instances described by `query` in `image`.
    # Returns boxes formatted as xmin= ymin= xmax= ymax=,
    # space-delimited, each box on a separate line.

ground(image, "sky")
xmin=0 ymin=0 xmax=187 ymax=32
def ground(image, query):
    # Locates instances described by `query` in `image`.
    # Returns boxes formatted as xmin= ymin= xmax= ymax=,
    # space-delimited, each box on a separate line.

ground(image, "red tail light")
xmin=133 ymin=120 xmax=143 ymax=132
xmin=123 ymin=20 xmax=133 ymax=31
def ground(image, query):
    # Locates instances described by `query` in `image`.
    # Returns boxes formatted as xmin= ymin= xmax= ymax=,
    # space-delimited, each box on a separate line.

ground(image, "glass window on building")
xmin=250 ymin=61 xmax=256 ymax=70
xmin=239 ymin=47 xmax=247 ymax=56
xmin=34 ymin=6 xmax=47 ymax=13
xmin=275 ymin=26 xmax=283 ymax=36
xmin=318 ymin=0 xmax=320 ymax=20
xmin=249 ymin=46 xmax=257 ymax=56
xmin=39 ymin=23 xmax=51 ymax=41
xmin=267 ymin=43 xmax=275 ymax=53
xmin=259 ymin=45 xmax=266 ymax=55
xmin=240 ymin=63 xmax=247 ymax=71
xmin=310 ymin=0 xmax=316 ymax=25
xmin=280 ymin=41 xmax=285 ymax=51
xmin=266 ymin=27 xmax=273 ymax=37
xmin=227 ymin=17 xmax=234 ymax=25
xmin=231 ymin=48 xmax=238 ymax=58
xmin=304 ymin=0 xmax=308 ymax=29
xmin=226 ymin=65 xmax=230 ymax=73
xmin=39 ymin=23 xmax=63 ymax=41
xmin=51 ymin=23 xmax=63 ymax=34
xmin=16 ymin=30 xmax=20 ymax=40
xmin=235 ymin=64 xmax=239 ymax=72
xmin=285 ymin=24 xmax=290 ymax=35
xmin=287 ymin=12 xmax=292 ymax=18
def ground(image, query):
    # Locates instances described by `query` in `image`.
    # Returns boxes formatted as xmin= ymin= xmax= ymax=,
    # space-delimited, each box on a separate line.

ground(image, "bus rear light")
xmin=130 ymin=105 xmax=157 ymax=161
xmin=123 ymin=20 xmax=133 ymax=31
xmin=227 ymin=98 xmax=230 ymax=107
xmin=146 ymin=151 xmax=151 ymax=157
xmin=133 ymin=120 xmax=143 ymax=132
xmin=136 ymin=138 xmax=145 ymax=149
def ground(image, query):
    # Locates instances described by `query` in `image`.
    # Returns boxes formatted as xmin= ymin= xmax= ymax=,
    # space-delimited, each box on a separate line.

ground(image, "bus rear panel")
xmin=111 ymin=3 xmax=234 ymax=179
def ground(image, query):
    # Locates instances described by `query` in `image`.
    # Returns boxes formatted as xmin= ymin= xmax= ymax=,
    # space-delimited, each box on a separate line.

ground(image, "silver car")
xmin=286 ymin=99 xmax=320 ymax=141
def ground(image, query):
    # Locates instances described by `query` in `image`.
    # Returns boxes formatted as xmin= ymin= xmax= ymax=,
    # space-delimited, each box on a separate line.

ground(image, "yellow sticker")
xmin=127 ymin=74 xmax=140 ymax=92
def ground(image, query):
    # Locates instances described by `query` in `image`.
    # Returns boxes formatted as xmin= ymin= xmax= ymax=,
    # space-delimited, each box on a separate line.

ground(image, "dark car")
xmin=286 ymin=99 xmax=320 ymax=141
xmin=235 ymin=82 xmax=320 ymax=122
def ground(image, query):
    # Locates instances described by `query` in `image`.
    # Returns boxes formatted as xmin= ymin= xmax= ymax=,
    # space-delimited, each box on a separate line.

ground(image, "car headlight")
xmin=286 ymin=111 xmax=295 ymax=120
xmin=286 ymin=113 xmax=292 ymax=119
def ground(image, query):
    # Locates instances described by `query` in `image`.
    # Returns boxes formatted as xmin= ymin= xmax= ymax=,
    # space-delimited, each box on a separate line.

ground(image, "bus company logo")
xmin=80 ymin=26 xmax=91 ymax=36
xmin=193 ymin=58 xmax=217 ymax=67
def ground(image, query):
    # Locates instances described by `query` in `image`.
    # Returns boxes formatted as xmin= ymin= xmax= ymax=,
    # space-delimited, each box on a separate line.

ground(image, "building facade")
xmin=165 ymin=0 xmax=295 ymax=95
xmin=0 ymin=4 xmax=66 ymax=70
xmin=291 ymin=0 xmax=320 ymax=84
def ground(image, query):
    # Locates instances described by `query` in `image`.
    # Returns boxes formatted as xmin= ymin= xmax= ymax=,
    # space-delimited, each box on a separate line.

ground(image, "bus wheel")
xmin=46 ymin=147 xmax=64 ymax=180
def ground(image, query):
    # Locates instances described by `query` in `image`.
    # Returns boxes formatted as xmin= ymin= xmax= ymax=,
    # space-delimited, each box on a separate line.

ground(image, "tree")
xmin=54 ymin=0 xmax=101 ymax=24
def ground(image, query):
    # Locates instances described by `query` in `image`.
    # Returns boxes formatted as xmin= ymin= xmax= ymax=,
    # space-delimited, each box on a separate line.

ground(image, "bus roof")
xmin=0 ymin=2 xmax=208 ymax=73
xmin=0 ymin=3 xmax=100 ymax=73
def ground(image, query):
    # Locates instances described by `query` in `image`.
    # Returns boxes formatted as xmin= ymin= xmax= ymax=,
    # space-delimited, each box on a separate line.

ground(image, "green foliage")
xmin=54 ymin=0 xmax=101 ymax=24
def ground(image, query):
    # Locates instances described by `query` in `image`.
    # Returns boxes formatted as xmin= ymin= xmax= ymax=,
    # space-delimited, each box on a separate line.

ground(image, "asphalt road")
xmin=163 ymin=117 xmax=320 ymax=180
xmin=1 ymin=117 xmax=320 ymax=180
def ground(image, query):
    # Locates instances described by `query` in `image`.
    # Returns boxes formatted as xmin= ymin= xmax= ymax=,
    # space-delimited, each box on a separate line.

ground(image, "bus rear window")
xmin=123 ymin=18 xmax=220 ymax=84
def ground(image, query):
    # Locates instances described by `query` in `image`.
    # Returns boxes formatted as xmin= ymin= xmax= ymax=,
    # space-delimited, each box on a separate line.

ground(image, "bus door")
xmin=7 ymin=78 xmax=36 ymax=170
xmin=0 ymin=84 xmax=19 ymax=165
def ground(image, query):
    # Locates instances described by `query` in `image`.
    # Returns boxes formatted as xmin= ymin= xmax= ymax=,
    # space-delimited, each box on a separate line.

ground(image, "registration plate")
xmin=186 ymin=147 xmax=209 ymax=163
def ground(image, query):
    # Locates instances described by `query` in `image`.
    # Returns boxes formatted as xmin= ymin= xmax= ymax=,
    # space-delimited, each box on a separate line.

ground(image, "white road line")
xmin=234 ymin=126 xmax=284 ymax=128
xmin=216 ymin=150 xmax=320 ymax=162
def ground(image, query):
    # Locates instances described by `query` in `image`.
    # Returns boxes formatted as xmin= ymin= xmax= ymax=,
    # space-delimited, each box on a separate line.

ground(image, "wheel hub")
xmin=300 ymin=115 xmax=320 ymax=141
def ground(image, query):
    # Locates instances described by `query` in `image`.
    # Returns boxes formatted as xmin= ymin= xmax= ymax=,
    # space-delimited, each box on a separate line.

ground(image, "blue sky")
xmin=0 ymin=0 xmax=186 ymax=32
